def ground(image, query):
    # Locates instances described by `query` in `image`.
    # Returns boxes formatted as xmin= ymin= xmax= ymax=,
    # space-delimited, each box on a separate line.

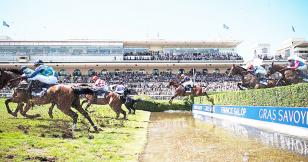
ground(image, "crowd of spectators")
xmin=0 ymin=71 xmax=241 ymax=99
xmin=124 ymin=51 xmax=243 ymax=61
xmin=56 ymin=71 xmax=241 ymax=96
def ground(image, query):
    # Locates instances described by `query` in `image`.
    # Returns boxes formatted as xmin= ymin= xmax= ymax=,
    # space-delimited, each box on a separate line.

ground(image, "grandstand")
xmin=0 ymin=39 xmax=244 ymax=98
xmin=0 ymin=39 xmax=243 ymax=72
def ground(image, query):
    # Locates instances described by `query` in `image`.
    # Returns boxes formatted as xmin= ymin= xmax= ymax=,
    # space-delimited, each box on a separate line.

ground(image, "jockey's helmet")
xmin=92 ymin=76 xmax=99 ymax=81
xmin=34 ymin=59 xmax=44 ymax=66
xmin=247 ymin=64 xmax=253 ymax=69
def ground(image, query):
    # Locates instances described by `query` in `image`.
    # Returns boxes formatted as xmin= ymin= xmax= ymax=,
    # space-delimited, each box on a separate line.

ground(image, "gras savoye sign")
xmin=193 ymin=104 xmax=308 ymax=128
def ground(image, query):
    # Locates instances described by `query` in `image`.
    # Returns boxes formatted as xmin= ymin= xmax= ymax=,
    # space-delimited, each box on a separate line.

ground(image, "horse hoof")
xmin=71 ymin=124 xmax=77 ymax=130
xmin=93 ymin=126 xmax=99 ymax=132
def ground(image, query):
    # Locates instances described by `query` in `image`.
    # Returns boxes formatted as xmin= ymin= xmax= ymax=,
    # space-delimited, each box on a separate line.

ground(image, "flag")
xmin=292 ymin=25 xmax=295 ymax=32
xmin=3 ymin=21 xmax=10 ymax=27
xmin=223 ymin=24 xmax=229 ymax=30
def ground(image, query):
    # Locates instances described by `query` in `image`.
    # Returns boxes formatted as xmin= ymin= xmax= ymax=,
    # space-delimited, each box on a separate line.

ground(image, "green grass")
xmin=0 ymin=99 xmax=150 ymax=162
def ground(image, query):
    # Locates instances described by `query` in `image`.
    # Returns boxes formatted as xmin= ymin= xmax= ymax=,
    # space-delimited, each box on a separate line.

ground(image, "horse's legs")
xmin=169 ymin=94 xmax=178 ymax=104
xmin=14 ymin=103 xmax=24 ymax=117
xmin=48 ymin=103 xmax=56 ymax=119
xmin=132 ymin=104 xmax=136 ymax=114
xmin=5 ymin=98 xmax=23 ymax=117
xmin=237 ymin=83 xmax=244 ymax=90
xmin=115 ymin=109 xmax=120 ymax=119
xmin=81 ymin=99 xmax=91 ymax=111
xmin=20 ymin=103 xmax=41 ymax=119
xmin=124 ymin=103 xmax=132 ymax=114
xmin=81 ymin=100 xmax=93 ymax=112
xmin=73 ymin=104 xmax=98 ymax=131
xmin=5 ymin=98 xmax=16 ymax=117
xmin=58 ymin=105 xmax=78 ymax=130
xmin=120 ymin=107 xmax=127 ymax=119
xmin=203 ymin=92 xmax=214 ymax=105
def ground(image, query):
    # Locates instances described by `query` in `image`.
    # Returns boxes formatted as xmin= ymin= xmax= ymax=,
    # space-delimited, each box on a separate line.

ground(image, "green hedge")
xmin=195 ymin=83 xmax=308 ymax=107
xmin=133 ymin=96 xmax=192 ymax=112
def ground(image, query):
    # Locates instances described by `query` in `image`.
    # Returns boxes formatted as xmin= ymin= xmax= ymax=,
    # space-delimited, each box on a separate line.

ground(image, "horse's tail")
xmin=72 ymin=87 xmax=94 ymax=95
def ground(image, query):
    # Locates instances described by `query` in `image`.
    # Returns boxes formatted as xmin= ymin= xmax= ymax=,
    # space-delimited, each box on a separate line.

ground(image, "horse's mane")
xmin=0 ymin=68 xmax=23 ymax=75
xmin=272 ymin=63 xmax=286 ymax=68
xmin=235 ymin=65 xmax=247 ymax=71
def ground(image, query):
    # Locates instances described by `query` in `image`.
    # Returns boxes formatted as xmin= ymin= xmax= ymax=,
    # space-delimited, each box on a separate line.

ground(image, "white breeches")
xmin=28 ymin=75 xmax=58 ymax=84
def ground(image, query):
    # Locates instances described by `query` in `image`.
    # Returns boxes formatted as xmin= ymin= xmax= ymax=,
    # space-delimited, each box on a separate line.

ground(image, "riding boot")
xmin=93 ymin=95 xmax=98 ymax=103
xmin=27 ymin=80 xmax=34 ymax=99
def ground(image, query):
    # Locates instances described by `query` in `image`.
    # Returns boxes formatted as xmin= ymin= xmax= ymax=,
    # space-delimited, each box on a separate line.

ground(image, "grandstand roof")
xmin=123 ymin=40 xmax=241 ymax=48
xmin=294 ymin=41 xmax=308 ymax=48
xmin=0 ymin=39 xmax=241 ymax=48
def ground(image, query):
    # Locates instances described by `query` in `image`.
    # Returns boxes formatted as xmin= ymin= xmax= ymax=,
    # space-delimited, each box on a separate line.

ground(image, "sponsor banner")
xmin=193 ymin=104 xmax=308 ymax=128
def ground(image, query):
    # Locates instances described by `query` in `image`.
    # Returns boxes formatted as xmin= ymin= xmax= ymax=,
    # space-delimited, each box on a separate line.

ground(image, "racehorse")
xmin=79 ymin=88 xmax=141 ymax=117
xmin=80 ymin=92 xmax=127 ymax=119
xmin=0 ymin=68 xmax=25 ymax=116
xmin=0 ymin=68 xmax=23 ymax=89
xmin=228 ymin=64 xmax=280 ymax=89
xmin=0 ymin=69 xmax=99 ymax=131
xmin=124 ymin=97 xmax=142 ymax=114
xmin=122 ymin=88 xmax=142 ymax=114
xmin=168 ymin=80 xmax=214 ymax=104
xmin=267 ymin=62 xmax=304 ymax=85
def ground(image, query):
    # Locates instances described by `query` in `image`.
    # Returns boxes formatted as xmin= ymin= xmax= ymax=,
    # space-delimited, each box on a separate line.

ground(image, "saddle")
xmin=16 ymin=80 xmax=54 ymax=97
xmin=31 ymin=81 xmax=55 ymax=97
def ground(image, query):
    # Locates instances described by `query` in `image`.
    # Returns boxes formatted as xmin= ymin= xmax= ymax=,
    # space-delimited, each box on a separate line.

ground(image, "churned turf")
xmin=0 ymin=99 xmax=150 ymax=161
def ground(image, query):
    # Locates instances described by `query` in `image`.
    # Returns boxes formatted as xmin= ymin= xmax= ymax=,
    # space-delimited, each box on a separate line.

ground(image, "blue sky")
xmin=0 ymin=0 xmax=308 ymax=60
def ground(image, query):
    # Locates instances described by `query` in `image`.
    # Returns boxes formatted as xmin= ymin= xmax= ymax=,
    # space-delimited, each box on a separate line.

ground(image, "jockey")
xmin=91 ymin=75 xmax=108 ymax=97
xmin=180 ymin=74 xmax=193 ymax=92
xmin=115 ymin=81 xmax=126 ymax=103
xmin=115 ymin=81 xmax=126 ymax=95
xmin=28 ymin=59 xmax=58 ymax=84
xmin=25 ymin=60 xmax=58 ymax=96
xmin=246 ymin=62 xmax=267 ymax=84
xmin=287 ymin=55 xmax=308 ymax=82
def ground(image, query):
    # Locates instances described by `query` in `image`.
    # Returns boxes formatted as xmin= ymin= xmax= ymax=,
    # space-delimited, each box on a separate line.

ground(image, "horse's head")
xmin=0 ymin=68 xmax=23 ymax=90
xmin=266 ymin=62 xmax=275 ymax=77
xmin=169 ymin=80 xmax=178 ymax=87
xmin=0 ymin=69 xmax=9 ymax=90
xmin=0 ymin=69 xmax=4 ymax=89
xmin=228 ymin=64 xmax=245 ymax=77
xmin=124 ymin=88 xmax=138 ymax=96
xmin=267 ymin=62 xmax=286 ymax=76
